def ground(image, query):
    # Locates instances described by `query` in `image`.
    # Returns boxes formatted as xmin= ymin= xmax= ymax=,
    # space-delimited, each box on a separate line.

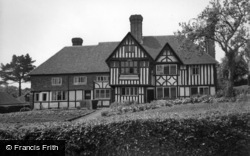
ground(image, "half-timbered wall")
xmin=109 ymin=35 xmax=151 ymax=86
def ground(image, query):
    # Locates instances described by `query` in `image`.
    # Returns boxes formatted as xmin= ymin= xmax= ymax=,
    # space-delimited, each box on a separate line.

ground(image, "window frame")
xmin=51 ymin=77 xmax=62 ymax=86
xmin=157 ymin=87 xmax=177 ymax=99
xmin=192 ymin=66 xmax=200 ymax=75
xmin=156 ymin=64 xmax=177 ymax=75
xmin=95 ymin=89 xmax=110 ymax=99
xmin=73 ymin=76 xmax=87 ymax=85
xmin=198 ymin=86 xmax=209 ymax=95
xmin=120 ymin=60 xmax=139 ymax=75
xmin=96 ymin=76 xmax=109 ymax=82
xmin=51 ymin=91 xmax=67 ymax=101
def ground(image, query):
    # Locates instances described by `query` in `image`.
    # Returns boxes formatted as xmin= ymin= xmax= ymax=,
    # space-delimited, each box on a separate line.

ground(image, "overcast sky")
xmin=0 ymin=0 xmax=224 ymax=87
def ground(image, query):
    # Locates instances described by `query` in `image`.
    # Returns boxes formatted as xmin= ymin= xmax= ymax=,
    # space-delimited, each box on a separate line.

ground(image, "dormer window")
xmin=120 ymin=60 xmax=138 ymax=74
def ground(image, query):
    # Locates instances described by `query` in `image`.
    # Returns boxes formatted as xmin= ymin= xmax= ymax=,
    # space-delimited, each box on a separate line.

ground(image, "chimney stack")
xmin=129 ymin=15 xmax=143 ymax=43
xmin=72 ymin=38 xmax=83 ymax=46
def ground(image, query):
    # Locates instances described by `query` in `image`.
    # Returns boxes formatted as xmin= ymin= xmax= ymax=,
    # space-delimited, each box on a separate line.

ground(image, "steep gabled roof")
xmin=142 ymin=36 xmax=217 ymax=64
xmin=30 ymin=34 xmax=217 ymax=75
xmin=30 ymin=42 xmax=119 ymax=75
xmin=0 ymin=92 xmax=24 ymax=105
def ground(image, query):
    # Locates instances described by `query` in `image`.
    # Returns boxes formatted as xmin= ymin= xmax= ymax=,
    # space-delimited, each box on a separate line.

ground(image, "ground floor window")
xmin=42 ymin=93 xmax=47 ymax=101
xmin=34 ymin=93 xmax=39 ymax=101
xmin=95 ymin=89 xmax=110 ymax=99
xmin=157 ymin=87 xmax=177 ymax=99
xmin=121 ymin=87 xmax=138 ymax=96
xmin=191 ymin=86 xmax=209 ymax=95
xmin=52 ymin=91 xmax=67 ymax=101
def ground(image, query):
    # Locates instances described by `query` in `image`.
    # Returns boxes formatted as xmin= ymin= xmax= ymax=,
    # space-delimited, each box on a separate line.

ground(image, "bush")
xmin=1 ymin=112 xmax=249 ymax=156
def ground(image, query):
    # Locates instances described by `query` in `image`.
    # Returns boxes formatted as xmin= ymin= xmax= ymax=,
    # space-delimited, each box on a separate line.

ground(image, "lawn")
xmin=0 ymin=109 xmax=93 ymax=123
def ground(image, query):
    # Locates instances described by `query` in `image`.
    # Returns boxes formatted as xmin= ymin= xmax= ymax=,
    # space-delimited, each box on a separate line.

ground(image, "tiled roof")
xmin=30 ymin=42 xmax=119 ymax=75
xmin=30 ymin=35 xmax=217 ymax=75
xmin=142 ymin=35 xmax=217 ymax=64
xmin=0 ymin=92 xmax=24 ymax=105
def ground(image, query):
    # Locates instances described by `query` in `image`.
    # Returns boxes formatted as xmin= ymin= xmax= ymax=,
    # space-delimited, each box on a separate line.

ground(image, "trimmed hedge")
xmin=1 ymin=112 xmax=249 ymax=156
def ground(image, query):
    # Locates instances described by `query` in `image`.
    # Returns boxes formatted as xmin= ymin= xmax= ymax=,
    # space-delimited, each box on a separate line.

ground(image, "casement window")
xmin=51 ymin=77 xmax=62 ymax=86
xmin=110 ymin=61 xmax=119 ymax=67
xmin=74 ymin=76 xmax=87 ymax=85
xmin=156 ymin=65 xmax=177 ymax=75
xmin=199 ymin=87 xmax=209 ymax=95
xmin=120 ymin=60 xmax=138 ymax=74
xmin=124 ymin=45 xmax=135 ymax=53
xmin=157 ymin=87 xmax=177 ymax=99
xmin=191 ymin=87 xmax=198 ymax=95
xmin=95 ymin=89 xmax=110 ymax=99
xmin=96 ymin=76 xmax=109 ymax=81
xmin=191 ymin=87 xmax=208 ymax=95
xmin=121 ymin=87 xmax=138 ymax=96
xmin=34 ymin=93 xmax=39 ymax=101
xmin=192 ymin=66 xmax=199 ymax=75
xmin=140 ymin=61 xmax=149 ymax=67
xmin=52 ymin=91 xmax=67 ymax=101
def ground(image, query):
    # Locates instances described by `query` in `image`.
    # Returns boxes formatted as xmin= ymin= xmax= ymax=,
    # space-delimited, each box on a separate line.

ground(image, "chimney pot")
xmin=72 ymin=38 xmax=83 ymax=46
xmin=129 ymin=14 xmax=143 ymax=43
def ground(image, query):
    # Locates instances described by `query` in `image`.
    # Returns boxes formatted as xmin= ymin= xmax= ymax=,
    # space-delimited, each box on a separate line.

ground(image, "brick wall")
xmin=31 ymin=73 xmax=109 ymax=91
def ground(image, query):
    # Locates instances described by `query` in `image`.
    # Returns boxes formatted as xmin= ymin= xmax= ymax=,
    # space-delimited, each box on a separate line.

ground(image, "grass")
xmin=0 ymin=109 xmax=93 ymax=123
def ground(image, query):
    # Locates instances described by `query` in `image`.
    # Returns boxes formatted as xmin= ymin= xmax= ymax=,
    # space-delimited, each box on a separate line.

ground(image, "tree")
xmin=218 ymin=55 xmax=248 ymax=85
xmin=177 ymin=0 xmax=250 ymax=97
xmin=244 ymin=40 xmax=250 ymax=85
xmin=0 ymin=54 xmax=35 ymax=96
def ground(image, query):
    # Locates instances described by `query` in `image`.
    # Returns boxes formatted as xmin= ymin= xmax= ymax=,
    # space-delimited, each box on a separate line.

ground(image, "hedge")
xmin=0 ymin=112 xmax=249 ymax=156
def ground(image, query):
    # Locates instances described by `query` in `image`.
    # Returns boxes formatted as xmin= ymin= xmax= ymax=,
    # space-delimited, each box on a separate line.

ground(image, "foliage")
xmin=0 ymin=110 xmax=249 ymax=155
xmin=0 ymin=54 xmax=35 ymax=96
xmin=218 ymin=55 xmax=249 ymax=82
xmin=177 ymin=0 xmax=250 ymax=97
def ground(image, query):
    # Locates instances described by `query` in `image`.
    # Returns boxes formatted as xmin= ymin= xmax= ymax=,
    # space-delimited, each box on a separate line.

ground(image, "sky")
xmin=0 ymin=0 xmax=225 ymax=88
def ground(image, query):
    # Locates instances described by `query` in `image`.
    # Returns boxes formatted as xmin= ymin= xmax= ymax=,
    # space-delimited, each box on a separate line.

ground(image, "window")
xmin=34 ymin=93 xmax=39 ymax=101
xmin=191 ymin=87 xmax=198 ymax=95
xmin=110 ymin=61 xmax=119 ymax=67
xmin=42 ymin=93 xmax=47 ymax=101
xmin=121 ymin=87 xmax=138 ymax=96
xmin=156 ymin=65 xmax=177 ymax=75
xmin=192 ymin=66 xmax=199 ymax=75
xmin=52 ymin=91 xmax=67 ymax=101
xmin=157 ymin=87 xmax=176 ymax=99
xmin=96 ymin=76 xmax=109 ymax=81
xmin=52 ymin=77 xmax=62 ymax=86
xmin=120 ymin=60 xmax=138 ymax=74
xmin=95 ymin=89 xmax=110 ymax=99
xmin=74 ymin=76 xmax=87 ymax=85
xmin=199 ymin=87 xmax=209 ymax=95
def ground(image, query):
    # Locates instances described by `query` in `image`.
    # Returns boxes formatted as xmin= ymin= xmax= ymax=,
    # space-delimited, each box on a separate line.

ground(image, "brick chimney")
xmin=72 ymin=38 xmax=83 ymax=46
xmin=129 ymin=15 xmax=143 ymax=43
xmin=205 ymin=9 xmax=217 ymax=59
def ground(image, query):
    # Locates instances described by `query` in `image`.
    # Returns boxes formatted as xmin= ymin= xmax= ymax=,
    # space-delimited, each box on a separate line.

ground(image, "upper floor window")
xmin=192 ymin=66 xmax=199 ymax=75
xmin=121 ymin=60 xmax=138 ymax=74
xmin=74 ymin=76 xmax=87 ymax=85
xmin=96 ymin=76 xmax=109 ymax=81
xmin=156 ymin=64 xmax=177 ymax=75
xmin=52 ymin=77 xmax=62 ymax=86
